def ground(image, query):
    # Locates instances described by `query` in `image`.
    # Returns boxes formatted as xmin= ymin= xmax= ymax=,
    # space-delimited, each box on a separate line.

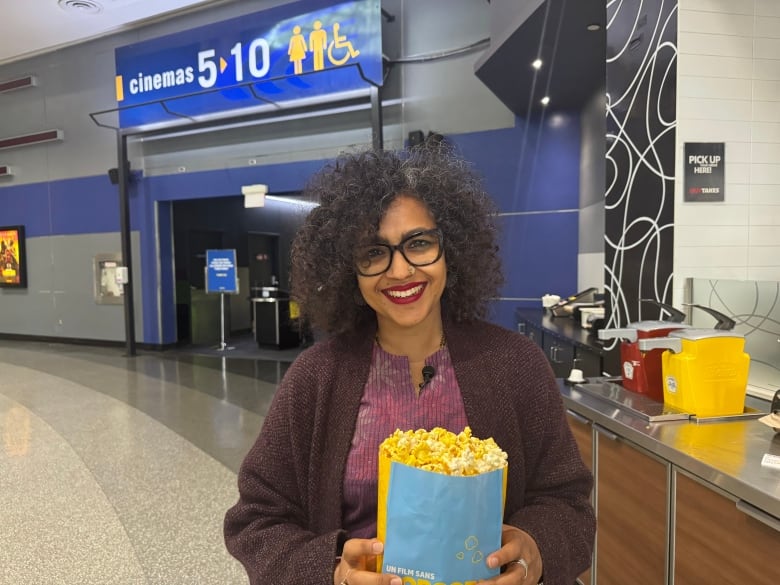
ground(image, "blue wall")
xmin=452 ymin=113 xmax=580 ymax=330
xmin=0 ymin=117 xmax=580 ymax=342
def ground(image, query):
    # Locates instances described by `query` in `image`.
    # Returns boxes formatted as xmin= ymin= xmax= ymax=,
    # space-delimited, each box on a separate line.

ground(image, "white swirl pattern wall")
xmin=604 ymin=0 xmax=678 ymax=334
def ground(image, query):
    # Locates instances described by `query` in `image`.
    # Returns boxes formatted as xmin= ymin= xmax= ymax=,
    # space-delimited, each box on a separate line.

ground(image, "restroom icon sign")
xmin=288 ymin=20 xmax=362 ymax=74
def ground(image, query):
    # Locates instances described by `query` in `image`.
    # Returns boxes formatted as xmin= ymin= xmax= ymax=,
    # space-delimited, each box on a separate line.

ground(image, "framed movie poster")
xmin=0 ymin=225 xmax=27 ymax=288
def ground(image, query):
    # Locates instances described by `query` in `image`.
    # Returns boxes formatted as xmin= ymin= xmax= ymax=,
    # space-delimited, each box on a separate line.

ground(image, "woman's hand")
xmin=479 ymin=524 xmax=543 ymax=584
xmin=334 ymin=539 xmax=402 ymax=585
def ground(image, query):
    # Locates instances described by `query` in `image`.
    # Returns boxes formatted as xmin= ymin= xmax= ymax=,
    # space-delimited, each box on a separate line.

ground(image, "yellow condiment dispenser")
xmin=639 ymin=329 xmax=750 ymax=416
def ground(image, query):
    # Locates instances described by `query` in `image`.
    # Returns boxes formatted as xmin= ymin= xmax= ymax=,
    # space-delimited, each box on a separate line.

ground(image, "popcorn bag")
xmin=377 ymin=427 xmax=508 ymax=585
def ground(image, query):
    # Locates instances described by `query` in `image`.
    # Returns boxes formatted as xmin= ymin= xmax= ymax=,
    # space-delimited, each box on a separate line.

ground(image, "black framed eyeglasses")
xmin=354 ymin=228 xmax=444 ymax=277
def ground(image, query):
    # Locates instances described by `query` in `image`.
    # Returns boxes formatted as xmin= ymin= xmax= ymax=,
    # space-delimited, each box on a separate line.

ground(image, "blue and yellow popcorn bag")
xmin=377 ymin=427 xmax=508 ymax=585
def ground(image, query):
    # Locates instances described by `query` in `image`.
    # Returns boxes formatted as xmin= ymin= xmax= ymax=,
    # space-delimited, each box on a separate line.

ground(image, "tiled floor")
xmin=0 ymin=339 xmax=300 ymax=585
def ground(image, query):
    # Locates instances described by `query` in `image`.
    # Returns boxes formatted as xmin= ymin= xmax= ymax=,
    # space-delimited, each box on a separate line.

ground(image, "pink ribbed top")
xmin=341 ymin=342 xmax=468 ymax=538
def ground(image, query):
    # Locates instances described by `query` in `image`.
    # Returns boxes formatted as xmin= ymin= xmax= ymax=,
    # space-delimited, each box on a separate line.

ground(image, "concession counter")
xmin=560 ymin=378 xmax=780 ymax=585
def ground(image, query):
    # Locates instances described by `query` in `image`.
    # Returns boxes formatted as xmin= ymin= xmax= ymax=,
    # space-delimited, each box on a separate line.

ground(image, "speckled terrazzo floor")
xmin=0 ymin=339 xmax=298 ymax=585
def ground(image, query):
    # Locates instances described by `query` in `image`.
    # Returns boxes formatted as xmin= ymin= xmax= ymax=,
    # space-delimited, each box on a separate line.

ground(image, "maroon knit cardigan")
xmin=224 ymin=318 xmax=595 ymax=585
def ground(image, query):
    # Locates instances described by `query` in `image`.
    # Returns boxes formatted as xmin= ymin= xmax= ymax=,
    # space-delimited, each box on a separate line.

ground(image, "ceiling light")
xmin=587 ymin=24 xmax=601 ymax=31
xmin=266 ymin=195 xmax=318 ymax=208
xmin=242 ymin=184 xmax=268 ymax=208
xmin=58 ymin=0 xmax=103 ymax=15
xmin=540 ymin=96 xmax=550 ymax=106
xmin=532 ymin=59 xmax=543 ymax=70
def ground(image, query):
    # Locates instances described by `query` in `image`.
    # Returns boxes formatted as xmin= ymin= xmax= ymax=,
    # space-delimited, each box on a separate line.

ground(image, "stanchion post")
xmin=219 ymin=292 xmax=226 ymax=351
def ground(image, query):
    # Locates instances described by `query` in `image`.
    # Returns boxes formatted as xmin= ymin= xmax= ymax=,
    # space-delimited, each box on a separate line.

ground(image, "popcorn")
xmin=379 ymin=426 xmax=507 ymax=476
xmin=376 ymin=426 xmax=508 ymax=581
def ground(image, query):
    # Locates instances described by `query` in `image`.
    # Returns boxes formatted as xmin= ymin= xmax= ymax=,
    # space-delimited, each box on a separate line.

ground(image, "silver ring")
xmin=509 ymin=558 xmax=529 ymax=579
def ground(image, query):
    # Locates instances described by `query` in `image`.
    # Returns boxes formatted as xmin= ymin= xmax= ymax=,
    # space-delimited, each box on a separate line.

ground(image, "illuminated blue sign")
xmin=206 ymin=249 xmax=238 ymax=294
xmin=114 ymin=0 xmax=381 ymax=128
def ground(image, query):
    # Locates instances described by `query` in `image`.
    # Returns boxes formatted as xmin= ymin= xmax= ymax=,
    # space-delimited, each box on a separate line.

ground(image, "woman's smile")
xmin=382 ymin=282 xmax=427 ymax=304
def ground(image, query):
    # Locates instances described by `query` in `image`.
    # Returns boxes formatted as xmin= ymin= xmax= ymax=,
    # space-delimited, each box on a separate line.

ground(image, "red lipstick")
xmin=382 ymin=282 xmax=426 ymax=304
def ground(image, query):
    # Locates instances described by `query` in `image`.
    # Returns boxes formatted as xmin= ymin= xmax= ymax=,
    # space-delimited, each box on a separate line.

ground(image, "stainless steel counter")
xmin=560 ymin=378 xmax=780 ymax=523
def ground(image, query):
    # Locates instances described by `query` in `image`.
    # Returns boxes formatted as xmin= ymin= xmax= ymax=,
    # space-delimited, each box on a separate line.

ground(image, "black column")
xmin=116 ymin=131 xmax=136 ymax=356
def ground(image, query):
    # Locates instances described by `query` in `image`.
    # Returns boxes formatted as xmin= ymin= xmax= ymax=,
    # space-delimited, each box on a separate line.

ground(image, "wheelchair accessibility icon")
xmin=328 ymin=22 xmax=361 ymax=66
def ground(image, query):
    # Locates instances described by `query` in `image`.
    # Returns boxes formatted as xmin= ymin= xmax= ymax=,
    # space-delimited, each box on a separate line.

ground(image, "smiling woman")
xmin=223 ymin=142 xmax=596 ymax=585
xmin=289 ymin=143 xmax=503 ymax=336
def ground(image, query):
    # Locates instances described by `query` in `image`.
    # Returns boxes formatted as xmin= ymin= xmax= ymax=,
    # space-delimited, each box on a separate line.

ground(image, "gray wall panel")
xmin=0 ymin=238 xmax=56 ymax=336
xmin=579 ymin=202 xmax=605 ymax=255
xmin=0 ymin=233 xmax=142 ymax=341
xmin=397 ymin=0 xmax=515 ymax=136
xmin=0 ymin=36 xmax=121 ymax=182
xmin=578 ymin=89 xmax=606 ymax=290
xmin=579 ymin=89 xmax=606 ymax=210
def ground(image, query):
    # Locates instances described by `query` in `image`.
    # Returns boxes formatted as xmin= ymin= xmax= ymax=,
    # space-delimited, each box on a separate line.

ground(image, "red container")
xmin=599 ymin=321 xmax=689 ymax=401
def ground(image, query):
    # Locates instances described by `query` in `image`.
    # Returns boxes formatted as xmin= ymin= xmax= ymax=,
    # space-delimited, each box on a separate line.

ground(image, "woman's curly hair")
xmin=290 ymin=142 xmax=504 ymax=336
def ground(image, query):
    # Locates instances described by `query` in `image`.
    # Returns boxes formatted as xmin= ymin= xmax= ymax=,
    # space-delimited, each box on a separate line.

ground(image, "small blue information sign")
xmin=206 ymin=249 xmax=238 ymax=294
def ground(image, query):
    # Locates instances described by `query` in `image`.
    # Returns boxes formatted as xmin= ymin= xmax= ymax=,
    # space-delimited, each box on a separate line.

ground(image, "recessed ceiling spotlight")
xmin=587 ymin=23 xmax=601 ymax=31
xmin=540 ymin=96 xmax=550 ymax=106
xmin=58 ymin=0 xmax=103 ymax=15
xmin=532 ymin=59 xmax=543 ymax=70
